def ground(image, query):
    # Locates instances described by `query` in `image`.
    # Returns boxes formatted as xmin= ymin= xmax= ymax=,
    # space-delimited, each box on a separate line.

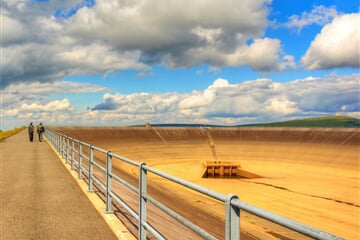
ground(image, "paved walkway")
xmin=0 ymin=130 xmax=118 ymax=240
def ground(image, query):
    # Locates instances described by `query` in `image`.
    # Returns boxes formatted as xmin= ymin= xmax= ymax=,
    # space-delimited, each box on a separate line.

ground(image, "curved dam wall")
xmin=52 ymin=126 xmax=359 ymax=145
xmin=50 ymin=126 xmax=360 ymax=240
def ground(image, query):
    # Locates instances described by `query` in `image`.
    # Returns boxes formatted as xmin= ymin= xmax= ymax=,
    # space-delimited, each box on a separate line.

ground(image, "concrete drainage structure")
xmin=201 ymin=161 xmax=262 ymax=178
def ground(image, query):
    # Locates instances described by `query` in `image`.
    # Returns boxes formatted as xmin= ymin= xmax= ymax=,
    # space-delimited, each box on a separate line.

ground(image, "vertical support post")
xmin=78 ymin=141 xmax=82 ymax=178
xmin=54 ymin=132 xmax=60 ymax=153
xmin=59 ymin=134 xmax=61 ymax=154
xmin=57 ymin=132 xmax=59 ymax=152
xmin=45 ymin=131 xmax=49 ymax=144
xmin=139 ymin=163 xmax=147 ymax=240
xmin=105 ymin=151 xmax=113 ymax=213
xmin=60 ymin=135 xmax=62 ymax=158
xmin=58 ymin=133 xmax=60 ymax=153
xmin=54 ymin=132 xmax=56 ymax=151
xmin=66 ymin=138 xmax=69 ymax=164
xmin=56 ymin=133 xmax=59 ymax=152
xmin=61 ymin=135 xmax=64 ymax=159
xmin=71 ymin=140 xmax=74 ymax=168
xmin=50 ymin=131 xmax=52 ymax=144
xmin=225 ymin=194 xmax=240 ymax=240
xmin=88 ymin=145 xmax=94 ymax=192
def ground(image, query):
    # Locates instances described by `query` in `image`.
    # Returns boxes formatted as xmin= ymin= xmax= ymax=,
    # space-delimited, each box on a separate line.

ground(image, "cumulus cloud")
xmin=3 ymin=98 xmax=76 ymax=129
xmin=2 ymin=74 xmax=358 ymax=129
xmin=92 ymin=92 xmax=180 ymax=114
xmin=223 ymin=38 xmax=295 ymax=72
xmin=179 ymin=78 xmax=230 ymax=110
xmin=0 ymin=81 xmax=109 ymax=111
xmin=1 ymin=0 xmax=296 ymax=89
xmin=19 ymin=99 xmax=74 ymax=112
xmin=301 ymin=13 xmax=360 ymax=70
xmin=66 ymin=0 xmax=292 ymax=71
xmin=1 ymin=41 xmax=147 ymax=87
xmin=0 ymin=1 xmax=147 ymax=88
xmin=90 ymin=74 xmax=359 ymax=125
xmin=286 ymin=74 xmax=360 ymax=113
xmin=0 ymin=80 xmax=109 ymax=129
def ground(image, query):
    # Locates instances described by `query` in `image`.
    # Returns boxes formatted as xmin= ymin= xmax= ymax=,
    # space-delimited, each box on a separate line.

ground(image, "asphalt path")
xmin=0 ymin=130 xmax=118 ymax=240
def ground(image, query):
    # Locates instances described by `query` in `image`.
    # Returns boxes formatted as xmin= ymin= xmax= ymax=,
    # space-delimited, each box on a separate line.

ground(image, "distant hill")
xmin=136 ymin=116 xmax=360 ymax=128
xmin=242 ymin=116 xmax=360 ymax=128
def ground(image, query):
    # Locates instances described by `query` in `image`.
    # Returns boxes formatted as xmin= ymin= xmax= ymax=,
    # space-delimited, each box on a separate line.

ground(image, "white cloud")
xmin=1 ymin=41 xmax=147 ymax=87
xmin=2 ymin=97 xmax=76 ymax=129
xmin=302 ymin=13 xmax=360 ymax=70
xmin=285 ymin=5 xmax=339 ymax=32
xmin=1 ymin=0 xmax=299 ymax=89
xmin=2 ymin=74 xmax=358 ymax=130
xmin=3 ymin=98 xmax=75 ymax=118
xmin=20 ymin=99 xmax=74 ymax=112
xmin=0 ymin=80 xmax=109 ymax=129
xmin=285 ymin=74 xmax=359 ymax=113
xmin=225 ymin=38 xmax=295 ymax=72
xmin=0 ymin=81 xmax=109 ymax=113
xmin=266 ymin=96 xmax=297 ymax=114
xmin=1 ymin=1 xmax=147 ymax=88
xmin=179 ymin=78 xmax=230 ymax=110
xmin=67 ymin=0 xmax=270 ymax=50
xmin=4 ymin=108 xmax=19 ymax=116
xmin=90 ymin=74 xmax=359 ymax=126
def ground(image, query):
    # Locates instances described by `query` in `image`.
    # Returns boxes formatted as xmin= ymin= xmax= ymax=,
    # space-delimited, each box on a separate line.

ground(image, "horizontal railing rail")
xmin=44 ymin=129 xmax=343 ymax=240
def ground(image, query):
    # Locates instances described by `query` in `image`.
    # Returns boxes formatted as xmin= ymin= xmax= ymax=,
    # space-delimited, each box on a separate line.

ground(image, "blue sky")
xmin=1 ymin=0 xmax=359 ymax=130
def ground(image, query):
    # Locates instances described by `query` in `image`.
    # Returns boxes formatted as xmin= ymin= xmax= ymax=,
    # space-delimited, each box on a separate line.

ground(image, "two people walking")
xmin=28 ymin=122 xmax=45 ymax=142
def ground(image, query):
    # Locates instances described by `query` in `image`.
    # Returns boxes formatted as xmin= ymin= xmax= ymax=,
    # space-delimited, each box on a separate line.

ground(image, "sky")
xmin=1 ymin=0 xmax=359 ymax=130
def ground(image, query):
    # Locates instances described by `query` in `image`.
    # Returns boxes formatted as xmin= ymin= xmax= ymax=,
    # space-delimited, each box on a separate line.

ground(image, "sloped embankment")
xmin=52 ymin=126 xmax=359 ymax=145
xmin=50 ymin=126 xmax=359 ymax=240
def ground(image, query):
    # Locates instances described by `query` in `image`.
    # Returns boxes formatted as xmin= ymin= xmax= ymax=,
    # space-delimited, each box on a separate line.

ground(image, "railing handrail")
xmin=44 ymin=129 xmax=344 ymax=240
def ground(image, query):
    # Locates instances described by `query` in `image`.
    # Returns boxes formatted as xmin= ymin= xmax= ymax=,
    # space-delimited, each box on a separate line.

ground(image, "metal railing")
xmin=44 ymin=129 xmax=343 ymax=240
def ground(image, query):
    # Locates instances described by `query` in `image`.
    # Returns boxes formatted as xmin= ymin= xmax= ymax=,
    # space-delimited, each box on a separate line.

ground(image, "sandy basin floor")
xmin=53 ymin=127 xmax=359 ymax=239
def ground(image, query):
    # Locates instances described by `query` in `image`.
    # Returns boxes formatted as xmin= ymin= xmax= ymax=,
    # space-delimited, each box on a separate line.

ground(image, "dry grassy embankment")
xmin=0 ymin=127 xmax=26 ymax=141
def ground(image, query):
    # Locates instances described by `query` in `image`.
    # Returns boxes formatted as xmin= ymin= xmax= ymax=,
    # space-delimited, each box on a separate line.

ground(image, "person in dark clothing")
xmin=28 ymin=122 xmax=34 ymax=142
xmin=37 ymin=122 xmax=45 ymax=142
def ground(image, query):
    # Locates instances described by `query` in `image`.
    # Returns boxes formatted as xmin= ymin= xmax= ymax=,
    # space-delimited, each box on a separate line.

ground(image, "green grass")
xmin=244 ymin=115 xmax=360 ymax=128
xmin=132 ymin=115 xmax=360 ymax=128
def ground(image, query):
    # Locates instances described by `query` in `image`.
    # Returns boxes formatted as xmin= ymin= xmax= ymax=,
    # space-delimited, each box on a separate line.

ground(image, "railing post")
xmin=78 ymin=141 xmax=82 ymax=178
xmin=57 ymin=133 xmax=59 ymax=154
xmin=225 ymin=194 xmax=240 ymax=240
xmin=71 ymin=140 xmax=74 ymax=168
xmin=59 ymin=135 xmax=62 ymax=158
xmin=59 ymin=134 xmax=61 ymax=154
xmin=57 ymin=132 xmax=60 ymax=152
xmin=55 ymin=133 xmax=60 ymax=153
xmin=66 ymin=138 xmax=69 ymax=164
xmin=139 ymin=163 xmax=147 ymax=240
xmin=105 ymin=151 xmax=113 ymax=213
xmin=51 ymin=131 xmax=54 ymax=144
xmin=88 ymin=145 xmax=94 ymax=192
xmin=52 ymin=131 xmax=54 ymax=148
xmin=60 ymin=135 xmax=64 ymax=159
